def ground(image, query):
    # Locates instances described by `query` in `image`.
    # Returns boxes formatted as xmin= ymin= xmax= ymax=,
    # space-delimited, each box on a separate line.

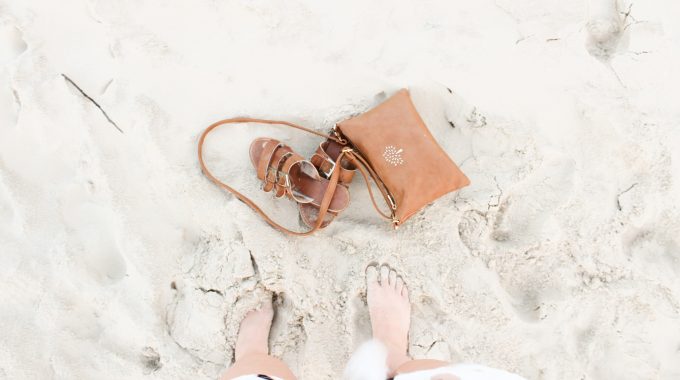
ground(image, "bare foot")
xmin=366 ymin=264 xmax=411 ymax=375
xmin=234 ymin=294 xmax=274 ymax=360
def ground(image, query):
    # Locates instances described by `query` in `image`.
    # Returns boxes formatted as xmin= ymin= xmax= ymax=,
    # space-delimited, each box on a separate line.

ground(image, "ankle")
xmin=235 ymin=333 xmax=269 ymax=360
xmin=235 ymin=346 xmax=268 ymax=361
xmin=374 ymin=336 xmax=410 ymax=374
xmin=374 ymin=331 xmax=408 ymax=352
xmin=387 ymin=353 xmax=411 ymax=376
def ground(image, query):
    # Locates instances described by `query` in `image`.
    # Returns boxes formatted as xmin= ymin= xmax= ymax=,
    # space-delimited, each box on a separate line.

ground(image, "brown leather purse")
xmin=198 ymin=89 xmax=470 ymax=235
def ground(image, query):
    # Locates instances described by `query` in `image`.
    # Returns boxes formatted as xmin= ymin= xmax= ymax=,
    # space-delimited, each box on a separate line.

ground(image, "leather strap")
xmin=311 ymin=141 xmax=356 ymax=185
xmin=198 ymin=117 xmax=345 ymax=236
xmin=198 ymin=117 xmax=397 ymax=235
xmin=257 ymin=141 xmax=282 ymax=180
xmin=343 ymin=150 xmax=396 ymax=221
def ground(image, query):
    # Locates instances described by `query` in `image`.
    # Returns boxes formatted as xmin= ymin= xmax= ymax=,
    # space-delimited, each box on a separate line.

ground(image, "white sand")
xmin=1 ymin=0 xmax=680 ymax=379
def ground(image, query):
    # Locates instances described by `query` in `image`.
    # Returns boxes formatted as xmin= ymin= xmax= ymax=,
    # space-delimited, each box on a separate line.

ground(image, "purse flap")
xmin=337 ymin=89 xmax=469 ymax=224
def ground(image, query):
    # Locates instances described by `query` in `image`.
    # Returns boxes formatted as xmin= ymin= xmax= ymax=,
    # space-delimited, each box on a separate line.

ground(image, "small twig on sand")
xmin=62 ymin=73 xmax=123 ymax=134
xmin=616 ymin=182 xmax=638 ymax=211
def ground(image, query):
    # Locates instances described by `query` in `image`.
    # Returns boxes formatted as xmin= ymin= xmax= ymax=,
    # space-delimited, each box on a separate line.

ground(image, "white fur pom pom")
xmin=343 ymin=339 xmax=389 ymax=380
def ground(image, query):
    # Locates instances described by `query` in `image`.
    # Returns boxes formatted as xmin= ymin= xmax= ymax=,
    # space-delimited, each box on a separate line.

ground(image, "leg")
xmin=221 ymin=296 xmax=296 ymax=380
xmin=393 ymin=359 xmax=457 ymax=379
xmin=366 ymin=264 xmax=412 ymax=376
xmin=366 ymin=264 xmax=456 ymax=379
xmin=221 ymin=354 xmax=295 ymax=380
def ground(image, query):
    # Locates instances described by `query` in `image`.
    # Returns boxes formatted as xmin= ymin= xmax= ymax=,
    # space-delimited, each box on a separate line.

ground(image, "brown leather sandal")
xmin=299 ymin=140 xmax=358 ymax=227
xmin=249 ymin=138 xmax=350 ymax=228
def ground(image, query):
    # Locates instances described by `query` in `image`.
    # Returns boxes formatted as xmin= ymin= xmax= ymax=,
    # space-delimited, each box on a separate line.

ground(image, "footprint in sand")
xmin=166 ymin=277 xmax=231 ymax=369
xmin=623 ymin=227 xmax=680 ymax=281
xmin=458 ymin=155 xmax=575 ymax=254
xmin=0 ymin=22 xmax=26 ymax=126
xmin=61 ymin=199 xmax=127 ymax=283
xmin=0 ymin=179 xmax=23 ymax=237
xmin=347 ymin=275 xmax=373 ymax=351
xmin=268 ymin=294 xmax=308 ymax=371
xmin=585 ymin=0 xmax=626 ymax=60
xmin=444 ymin=87 xmax=487 ymax=130
xmin=0 ymin=22 xmax=27 ymax=63
xmin=509 ymin=290 xmax=545 ymax=323
xmin=458 ymin=210 xmax=491 ymax=256
xmin=490 ymin=155 xmax=575 ymax=248
xmin=167 ymin=232 xmax=263 ymax=370
xmin=140 ymin=346 xmax=162 ymax=374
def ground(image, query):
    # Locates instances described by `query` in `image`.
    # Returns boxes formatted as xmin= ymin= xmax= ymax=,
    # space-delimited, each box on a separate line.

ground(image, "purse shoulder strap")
xmin=197 ymin=117 xmax=345 ymax=236
xmin=344 ymin=151 xmax=396 ymax=222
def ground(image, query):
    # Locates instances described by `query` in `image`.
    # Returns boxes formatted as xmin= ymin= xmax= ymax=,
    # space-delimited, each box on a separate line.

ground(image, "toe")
xmin=401 ymin=282 xmax=409 ymax=299
xmin=260 ymin=293 xmax=274 ymax=313
xmin=379 ymin=265 xmax=390 ymax=285
xmin=366 ymin=265 xmax=379 ymax=285
xmin=395 ymin=277 xmax=404 ymax=293
xmin=389 ymin=269 xmax=397 ymax=288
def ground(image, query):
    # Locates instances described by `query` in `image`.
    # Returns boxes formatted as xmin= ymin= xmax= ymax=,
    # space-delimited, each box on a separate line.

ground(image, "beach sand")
xmin=1 ymin=0 xmax=679 ymax=379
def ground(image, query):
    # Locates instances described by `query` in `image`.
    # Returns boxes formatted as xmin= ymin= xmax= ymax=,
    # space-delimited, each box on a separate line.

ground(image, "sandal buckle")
xmin=319 ymin=156 xmax=336 ymax=179
xmin=265 ymin=167 xmax=279 ymax=183
xmin=266 ymin=167 xmax=291 ymax=187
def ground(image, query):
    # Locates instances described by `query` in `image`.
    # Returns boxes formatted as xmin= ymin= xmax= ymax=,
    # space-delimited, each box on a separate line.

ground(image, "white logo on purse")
xmin=383 ymin=145 xmax=404 ymax=166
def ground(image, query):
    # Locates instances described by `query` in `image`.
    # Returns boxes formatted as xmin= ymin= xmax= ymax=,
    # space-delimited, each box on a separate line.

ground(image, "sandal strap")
xmin=310 ymin=140 xmax=356 ymax=185
xmin=262 ymin=144 xmax=291 ymax=195
xmin=280 ymin=151 xmax=307 ymax=175
xmin=197 ymin=118 xmax=346 ymax=236
xmin=272 ymin=150 xmax=293 ymax=197
xmin=257 ymin=140 xmax=283 ymax=180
